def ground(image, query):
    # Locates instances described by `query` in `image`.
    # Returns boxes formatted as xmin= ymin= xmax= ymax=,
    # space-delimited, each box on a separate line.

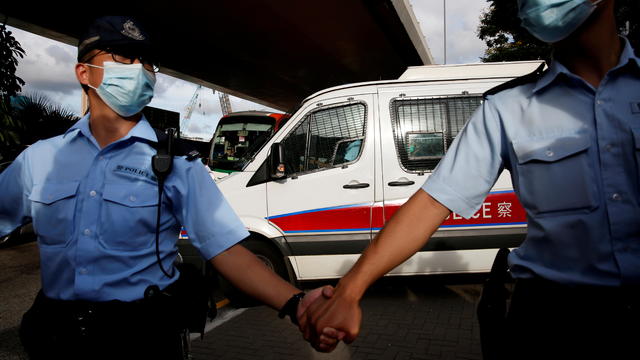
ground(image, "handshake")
xmin=295 ymin=284 xmax=361 ymax=353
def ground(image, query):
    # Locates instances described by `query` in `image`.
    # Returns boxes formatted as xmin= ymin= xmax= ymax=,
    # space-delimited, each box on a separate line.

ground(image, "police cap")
xmin=77 ymin=16 xmax=153 ymax=62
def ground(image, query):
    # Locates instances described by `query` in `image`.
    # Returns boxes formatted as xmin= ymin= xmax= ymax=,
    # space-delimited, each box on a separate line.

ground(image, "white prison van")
xmin=206 ymin=61 xmax=542 ymax=282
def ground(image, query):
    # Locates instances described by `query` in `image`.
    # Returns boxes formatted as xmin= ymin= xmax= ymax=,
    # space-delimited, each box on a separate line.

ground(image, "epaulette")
xmin=483 ymin=62 xmax=547 ymax=99
xmin=153 ymin=128 xmax=201 ymax=162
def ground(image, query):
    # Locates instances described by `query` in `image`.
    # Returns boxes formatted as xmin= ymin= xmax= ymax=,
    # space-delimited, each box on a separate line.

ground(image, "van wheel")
xmin=243 ymin=239 xmax=288 ymax=280
xmin=219 ymin=238 xmax=289 ymax=307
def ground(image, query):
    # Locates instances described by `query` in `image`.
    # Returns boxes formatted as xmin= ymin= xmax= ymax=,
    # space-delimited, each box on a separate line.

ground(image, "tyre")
xmin=243 ymin=239 xmax=289 ymax=280
xmin=219 ymin=237 xmax=289 ymax=307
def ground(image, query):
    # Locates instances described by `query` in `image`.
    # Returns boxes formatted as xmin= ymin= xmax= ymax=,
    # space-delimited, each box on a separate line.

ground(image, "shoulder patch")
xmin=483 ymin=62 xmax=547 ymax=99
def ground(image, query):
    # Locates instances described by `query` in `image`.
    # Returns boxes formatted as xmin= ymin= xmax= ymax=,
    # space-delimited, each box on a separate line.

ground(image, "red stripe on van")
xmin=269 ymin=205 xmax=371 ymax=232
xmin=375 ymin=191 xmax=525 ymax=228
xmin=268 ymin=192 xmax=525 ymax=234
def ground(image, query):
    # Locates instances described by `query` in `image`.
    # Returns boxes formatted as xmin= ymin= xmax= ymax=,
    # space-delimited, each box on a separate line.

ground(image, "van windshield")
xmin=208 ymin=119 xmax=275 ymax=172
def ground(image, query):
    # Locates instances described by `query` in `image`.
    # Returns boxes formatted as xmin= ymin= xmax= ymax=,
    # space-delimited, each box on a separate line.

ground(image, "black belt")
xmin=34 ymin=290 xmax=146 ymax=311
xmin=28 ymin=289 xmax=175 ymax=336
xmin=20 ymin=290 xmax=184 ymax=360
xmin=515 ymin=277 xmax=640 ymax=302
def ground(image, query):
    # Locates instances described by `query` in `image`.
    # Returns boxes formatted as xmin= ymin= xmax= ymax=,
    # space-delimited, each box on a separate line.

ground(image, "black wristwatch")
xmin=278 ymin=292 xmax=306 ymax=325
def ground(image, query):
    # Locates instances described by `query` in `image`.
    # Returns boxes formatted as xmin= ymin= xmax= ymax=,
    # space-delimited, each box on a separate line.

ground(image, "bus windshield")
xmin=208 ymin=119 xmax=275 ymax=172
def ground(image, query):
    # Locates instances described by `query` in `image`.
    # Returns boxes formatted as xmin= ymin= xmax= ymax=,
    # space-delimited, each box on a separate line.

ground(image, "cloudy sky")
xmin=7 ymin=0 xmax=490 ymax=140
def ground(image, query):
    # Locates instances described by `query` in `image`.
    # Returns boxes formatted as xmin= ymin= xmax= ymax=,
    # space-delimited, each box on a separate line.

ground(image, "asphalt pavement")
xmin=0 ymin=242 xmax=485 ymax=360
xmin=0 ymin=242 xmax=39 ymax=360
xmin=191 ymin=278 xmax=484 ymax=360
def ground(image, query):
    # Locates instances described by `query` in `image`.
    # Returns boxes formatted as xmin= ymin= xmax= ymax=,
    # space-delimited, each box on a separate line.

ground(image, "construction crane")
xmin=181 ymin=85 xmax=202 ymax=135
xmin=218 ymin=91 xmax=232 ymax=116
xmin=181 ymin=85 xmax=233 ymax=137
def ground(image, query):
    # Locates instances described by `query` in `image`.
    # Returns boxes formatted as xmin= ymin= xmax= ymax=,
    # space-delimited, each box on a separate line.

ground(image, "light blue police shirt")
xmin=423 ymin=38 xmax=640 ymax=286
xmin=0 ymin=115 xmax=249 ymax=301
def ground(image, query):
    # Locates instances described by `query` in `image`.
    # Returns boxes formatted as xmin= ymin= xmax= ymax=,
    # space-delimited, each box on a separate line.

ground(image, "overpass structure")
xmin=1 ymin=0 xmax=434 ymax=110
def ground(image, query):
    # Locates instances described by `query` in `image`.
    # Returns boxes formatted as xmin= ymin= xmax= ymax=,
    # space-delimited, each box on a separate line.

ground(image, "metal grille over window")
xmin=281 ymin=103 xmax=366 ymax=175
xmin=282 ymin=117 xmax=310 ymax=174
xmin=390 ymin=96 xmax=482 ymax=172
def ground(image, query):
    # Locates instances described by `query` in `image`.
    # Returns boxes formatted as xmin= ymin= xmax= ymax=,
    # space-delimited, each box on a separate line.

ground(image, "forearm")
xmin=337 ymin=190 xmax=450 ymax=301
xmin=210 ymin=243 xmax=299 ymax=310
xmin=0 ymin=156 xmax=31 ymax=237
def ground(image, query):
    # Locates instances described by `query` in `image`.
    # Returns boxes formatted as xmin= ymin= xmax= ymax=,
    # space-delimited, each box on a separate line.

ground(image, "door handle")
xmin=388 ymin=180 xmax=415 ymax=187
xmin=343 ymin=183 xmax=370 ymax=189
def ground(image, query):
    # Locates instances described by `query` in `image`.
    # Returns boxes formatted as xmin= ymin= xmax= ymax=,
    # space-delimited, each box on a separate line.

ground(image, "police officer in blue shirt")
xmin=0 ymin=16 xmax=338 ymax=359
xmin=301 ymin=0 xmax=640 ymax=358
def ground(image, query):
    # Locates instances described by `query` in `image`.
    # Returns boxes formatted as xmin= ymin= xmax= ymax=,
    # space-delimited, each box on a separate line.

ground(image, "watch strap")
xmin=278 ymin=291 xmax=306 ymax=325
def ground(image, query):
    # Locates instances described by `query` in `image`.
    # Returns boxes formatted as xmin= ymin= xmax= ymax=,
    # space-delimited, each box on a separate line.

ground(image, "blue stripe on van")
xmin=371 ymin=221 xmax=527 ymax=231
xmin=267 ymin=191 xmax=516 ymax=221
xmin=284 ymin=228 xmax=371 ymax=234
xmin=267 ymin=203 xmax=371 ymax=220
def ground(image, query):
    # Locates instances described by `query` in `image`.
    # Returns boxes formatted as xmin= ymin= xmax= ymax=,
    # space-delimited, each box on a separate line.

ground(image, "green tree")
xmin=0 ymin=25 xmax=79 ymax=162
xmin=478 ymin=0 xmax=640 ymax=63
xmin=616 ymin=0 xmax=640 ymax=48
xmin=0 ymin=22 xmax=26 ymax=160
xmin=0 ymin=23 xmax=25 ymax=100
xmin=4 ymin=93 xmax=79 ymax=159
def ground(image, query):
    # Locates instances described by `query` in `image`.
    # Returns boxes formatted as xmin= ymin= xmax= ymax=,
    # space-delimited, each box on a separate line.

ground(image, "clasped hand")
xmin=296 ymin=286 xmax=362 ymax=352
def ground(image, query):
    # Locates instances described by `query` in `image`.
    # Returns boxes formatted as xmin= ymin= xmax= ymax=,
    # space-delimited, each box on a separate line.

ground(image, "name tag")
xmin=114 ymin=165 xmax=158 ymax=182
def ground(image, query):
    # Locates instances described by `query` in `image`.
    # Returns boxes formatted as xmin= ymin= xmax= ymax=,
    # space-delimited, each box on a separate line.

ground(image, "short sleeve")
xmin=0 ymin=149 xmax=33 ymax=236
xmin=422 ymin=98 xmax=505 ymax=218
xmin=168 ymin=161 xmax=249 ymax=260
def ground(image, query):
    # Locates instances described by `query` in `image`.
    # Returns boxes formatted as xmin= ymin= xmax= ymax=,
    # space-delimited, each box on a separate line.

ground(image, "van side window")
xmin=390 ymin=96 xmax=482 ymax=172
xmin=281 ymin=103 xmax=366 ymax=176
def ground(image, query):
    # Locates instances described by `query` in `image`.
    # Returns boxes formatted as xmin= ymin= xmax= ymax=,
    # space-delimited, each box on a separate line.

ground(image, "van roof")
xmin=398 ymin=61 xmax=544 ymax=81
xmin=222 ymin=110 xmax=282 ymax=118
xmin=302 ymin=60 xmax=544 ymax=105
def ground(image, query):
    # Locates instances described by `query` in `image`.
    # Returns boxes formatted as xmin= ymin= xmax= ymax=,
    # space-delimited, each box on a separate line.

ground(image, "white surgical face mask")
xmin=518 ymin=0 xmax=605 ymax=43
xmin=85 ymin=61 xmax=156 ymax=117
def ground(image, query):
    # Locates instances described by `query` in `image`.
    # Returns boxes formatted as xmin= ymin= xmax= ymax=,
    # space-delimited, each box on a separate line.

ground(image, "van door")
xmin=377 ymin=86 xmax=487 ymax=226
xmin=266 ymin=95 xmax=375 ymax=280
xmin=377 ymin=85 xmax=521 ymax=274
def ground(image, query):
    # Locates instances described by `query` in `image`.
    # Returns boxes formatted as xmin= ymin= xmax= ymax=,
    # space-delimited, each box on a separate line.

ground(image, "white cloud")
xmin=229 ymin=96 xmax=279 ymax=114
xmin=45 ymin=44 xmax=76 ymax=65
xmin=409 ymin=0 xmax=489 ymax=64
xmin=148 ymin=75 xmax=198 ymax=114
xmin=11 ymin=27 xmax=82 ymax=114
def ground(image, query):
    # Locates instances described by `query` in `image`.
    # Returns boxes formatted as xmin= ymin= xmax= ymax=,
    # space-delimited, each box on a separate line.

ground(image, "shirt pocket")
xmin=512 ymin=134 xmax=598 ymax=215
xmin=29 ymin=181 xmax=80 ymax=247
xmin=100 ymin=183 xmax=159 ymax=251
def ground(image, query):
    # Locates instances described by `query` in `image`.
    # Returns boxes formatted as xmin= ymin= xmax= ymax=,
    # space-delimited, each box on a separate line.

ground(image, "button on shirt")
xmin=423 ymin=38 xmax=640 ymax=286
xmin=0 ymin=115 xmax=249 ymax=301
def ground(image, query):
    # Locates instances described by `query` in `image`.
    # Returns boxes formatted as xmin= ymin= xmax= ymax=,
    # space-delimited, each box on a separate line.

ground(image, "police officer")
xmin=0 ymin=16 xmax=336 ymax=359
xmin=301 ymin=1 xmax=640 ymax=358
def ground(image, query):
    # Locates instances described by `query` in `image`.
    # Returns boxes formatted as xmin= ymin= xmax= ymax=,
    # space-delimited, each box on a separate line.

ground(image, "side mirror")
xmin=269 ymin=143 xmax=286 ymax=179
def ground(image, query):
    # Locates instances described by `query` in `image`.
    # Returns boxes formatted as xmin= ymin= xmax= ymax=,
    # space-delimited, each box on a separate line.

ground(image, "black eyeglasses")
xmin=111 ymin=53 xmax=160 ymax=73
xmin=85 ymin=50 xmax=160 ymax=73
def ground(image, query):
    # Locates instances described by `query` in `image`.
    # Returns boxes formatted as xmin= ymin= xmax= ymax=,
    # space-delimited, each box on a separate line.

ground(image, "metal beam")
xmin=1 ymin=1 xmax=432 ymax=110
